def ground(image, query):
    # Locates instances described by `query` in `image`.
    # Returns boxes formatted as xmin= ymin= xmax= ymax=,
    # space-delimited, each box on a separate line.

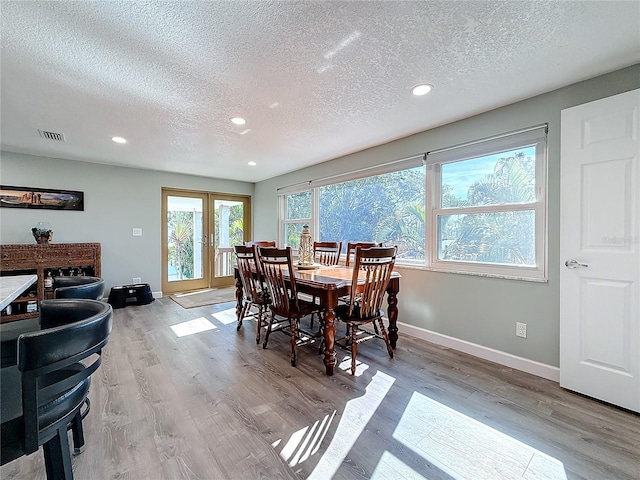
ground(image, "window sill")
xmin=395 ymin=262 xmax=548 ymax=283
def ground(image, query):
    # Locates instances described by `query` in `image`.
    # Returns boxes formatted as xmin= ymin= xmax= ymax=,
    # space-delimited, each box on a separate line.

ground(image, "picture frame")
xmin=0 ymin=185 xmax=84 ymax=211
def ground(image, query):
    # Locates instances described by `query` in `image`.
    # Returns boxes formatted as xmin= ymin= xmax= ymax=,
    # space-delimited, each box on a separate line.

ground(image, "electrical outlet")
xmin=516 ymin=322 xmax=527 ymax=338
xmin=132 ymin=228 xmax=142 ymax=236
xmin=132 ymin=277 xmax=142 ymax=284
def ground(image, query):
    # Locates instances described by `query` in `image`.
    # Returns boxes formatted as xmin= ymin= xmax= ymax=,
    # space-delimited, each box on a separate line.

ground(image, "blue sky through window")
xmin=443 ymin=146 xmax=535 ymax=201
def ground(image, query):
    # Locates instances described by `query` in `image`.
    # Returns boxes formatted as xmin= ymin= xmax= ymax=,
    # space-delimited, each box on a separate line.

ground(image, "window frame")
xmin=279 ymin=189 xmax=318 ymax=252
xmin=277 ymin=125 xmax=547 ymax=281
xmin=425 ymin=127 xmax=548 ymax=281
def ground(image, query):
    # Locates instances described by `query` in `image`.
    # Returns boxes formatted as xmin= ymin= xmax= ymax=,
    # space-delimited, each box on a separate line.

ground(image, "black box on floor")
xmin=108 ymin=284 xmax=154 ymax=309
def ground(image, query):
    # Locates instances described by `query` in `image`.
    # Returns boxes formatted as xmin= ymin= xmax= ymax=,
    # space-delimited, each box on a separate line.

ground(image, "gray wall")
xmin=0 ymin=153 xmax=253 ymax=293
xmin=253 ymin=64 xmax=640 ymax=368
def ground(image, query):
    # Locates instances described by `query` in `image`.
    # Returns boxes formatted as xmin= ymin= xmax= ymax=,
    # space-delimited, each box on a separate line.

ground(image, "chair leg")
xmin=237 ymin=301 xmax=250 ymax=331
xmin=70 ymin=410 xmax=85 ymax=455
xmin=378 ymin=318 xmax=394 ymax=359
xmin=263 ymin=313 xmax=274 ymax=349
xmin=350 ymin=324 xmax=358 ymax=375
xmin=316 ymin=311 xmax=325 ymax=354
xmin=256 ymin=305 xmax=263 ymax=344
xmin=290 ymin=317 xmax=297 ymax=367
xmin=43 ymin=424 xmax=74 ymax=480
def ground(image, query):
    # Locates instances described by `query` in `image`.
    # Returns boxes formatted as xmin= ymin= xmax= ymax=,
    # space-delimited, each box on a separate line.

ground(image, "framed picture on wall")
xmin=0 ymin=185 xmax=84 ymax=211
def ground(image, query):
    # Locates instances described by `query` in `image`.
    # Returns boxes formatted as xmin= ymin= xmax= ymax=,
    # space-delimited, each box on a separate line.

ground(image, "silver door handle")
xmin=565 ymin=258 xmax=588 ymax=269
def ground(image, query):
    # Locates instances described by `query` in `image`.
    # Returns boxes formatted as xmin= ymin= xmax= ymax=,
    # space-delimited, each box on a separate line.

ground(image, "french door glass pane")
xmin=214 ymin=199 xmax=244 ymax=278
xmin=167 ymin=196 xmax=204 ymax=282
xmin=437 ymin=210 xmax=536 ymax=265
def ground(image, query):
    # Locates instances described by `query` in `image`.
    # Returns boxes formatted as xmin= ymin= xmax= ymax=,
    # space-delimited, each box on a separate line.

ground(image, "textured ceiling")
xmin=1 ymin=1 xmax=639 ymax=183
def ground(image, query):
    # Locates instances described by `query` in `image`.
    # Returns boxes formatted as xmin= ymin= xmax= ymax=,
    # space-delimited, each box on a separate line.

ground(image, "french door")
xmin=210 ymin=194 xmax=251 ymax=287
xmin=162 ymin=189 xmax=251 ymax=294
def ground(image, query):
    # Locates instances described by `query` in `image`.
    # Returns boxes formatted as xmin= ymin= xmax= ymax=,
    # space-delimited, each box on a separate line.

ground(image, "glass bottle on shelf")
xmin=44 ymin=270 xmax=53 ymax=288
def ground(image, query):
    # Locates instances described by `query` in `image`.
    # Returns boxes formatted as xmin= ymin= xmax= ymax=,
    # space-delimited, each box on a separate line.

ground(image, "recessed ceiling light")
xmin=231 ymin=117 xmax=246 ymax=125
xmin=112 ymin=136 xmax=127 ymax=144
xmin=248 ymin=161 xmax=256 ymax=166
xmin=412 ymin=84 xmax=433 ymax=96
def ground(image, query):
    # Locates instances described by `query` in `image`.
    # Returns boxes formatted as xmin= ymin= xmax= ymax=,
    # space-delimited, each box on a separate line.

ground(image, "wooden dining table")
xmin=235 ymin=264 xmax=401 ymax=376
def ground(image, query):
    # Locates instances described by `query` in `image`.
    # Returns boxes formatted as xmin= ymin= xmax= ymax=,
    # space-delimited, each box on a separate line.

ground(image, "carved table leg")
xmin=323 ymin=308 xmax=336 ymax=376
xmin=387 ymin=290 xmax=399 ymax=349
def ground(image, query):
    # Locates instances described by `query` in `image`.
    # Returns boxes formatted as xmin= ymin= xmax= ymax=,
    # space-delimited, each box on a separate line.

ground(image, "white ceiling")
xmin=1 ymin=1 xmax=639 ymax=183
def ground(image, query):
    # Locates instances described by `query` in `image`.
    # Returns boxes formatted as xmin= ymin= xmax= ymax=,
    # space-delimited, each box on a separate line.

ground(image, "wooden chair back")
xmin=345 ymin=241 xmax=380 ymax=266
xmin=313 ymin=241 xmax=342 ymax=265
xmin=347 ymin=246 xmax=396 ymax=318
xmin=257 ymin=247 xmax=297 ymax=317
xmin=245 ymin=241 xmax=276 ymax=247
xmin=234 ymin=245 xmax=263 ymax=303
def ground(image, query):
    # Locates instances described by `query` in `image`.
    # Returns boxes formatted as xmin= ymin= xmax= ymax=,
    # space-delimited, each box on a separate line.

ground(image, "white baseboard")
xmin=398 ymin=322 xmax=560 ymax=382
xmin=154 ymin=291 xmax=163 ymax=299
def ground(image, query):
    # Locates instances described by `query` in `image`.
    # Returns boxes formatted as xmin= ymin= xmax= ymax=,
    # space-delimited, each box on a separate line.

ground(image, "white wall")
xmin=253 ymin=64 xmax=640 ymax=370
xmin=0 ymin=153 xmax=253 ymax=293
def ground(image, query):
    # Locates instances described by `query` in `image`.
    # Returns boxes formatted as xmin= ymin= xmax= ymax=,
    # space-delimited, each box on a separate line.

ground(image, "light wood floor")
xmin=1 ymin=297 xmax=638 ymax=480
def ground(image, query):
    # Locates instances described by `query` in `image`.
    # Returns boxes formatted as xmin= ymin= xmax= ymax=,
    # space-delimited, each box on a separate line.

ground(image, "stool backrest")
xmin=53 ymin=276 xmax=105 ymax=300
xmin=18 ymin=299 xmax=112 ymax=454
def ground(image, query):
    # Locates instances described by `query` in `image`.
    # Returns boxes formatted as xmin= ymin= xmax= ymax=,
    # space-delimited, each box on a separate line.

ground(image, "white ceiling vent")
xmin=38 ymin=129 xmax=66 ymax=142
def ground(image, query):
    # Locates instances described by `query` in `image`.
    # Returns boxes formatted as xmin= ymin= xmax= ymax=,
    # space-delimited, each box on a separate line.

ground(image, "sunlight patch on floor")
xmin=211 ymin=307 xmax=238 ymax=325
xmin=169 ymin=317 xmax=217 ymax=337
xmin=391 ymin=392 xmax=568 ymax=480
xmin=274 ymin=411 xmax=336 ymax=467
xmin=337 ymin=354 xmax=369 ymax=376
xmin=371 ymin=451 xmax=424 ymax=480
xmin=307 ymin=370 xmax=395 ymax=480
xmin=173 ymin=289 xmax=215 ymax=297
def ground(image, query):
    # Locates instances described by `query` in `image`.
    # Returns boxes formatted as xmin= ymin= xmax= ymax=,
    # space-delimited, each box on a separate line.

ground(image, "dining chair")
xmin=234 ymin=244 xmax=270 ymax=344
xmin=335 ymin=246 xmax=396 ymax=375
xmin=345 ymin=241 xmax=381 ymax=267
xmin=313 ymin=241 xmax=342 ymax=265
xmin=306 ymin=241 xmax=343 ymax=330
xmin=245 ymin=240 xmax=276 ymax=247
xmin=257 ymin=246 xmax=322 ymax=366
xmin=1 ymin=299 xmax=112 ymax=480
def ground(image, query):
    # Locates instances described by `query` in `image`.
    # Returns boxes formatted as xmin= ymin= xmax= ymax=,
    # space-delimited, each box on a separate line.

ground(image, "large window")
xmin=280 ymin=166 xmax=425 ymax=261
xmin=426 ymin=126 xmax=547 ymax=280
xmin=319 ymin=167 xmax=425 ymax=260
xmin=279 ymin=125 xmax=547 ymax=281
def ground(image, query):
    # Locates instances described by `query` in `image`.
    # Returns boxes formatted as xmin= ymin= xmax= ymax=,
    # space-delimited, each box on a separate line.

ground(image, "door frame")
xmin=161 ymin=188 xmax=252 ymax=294
xmin=162 ymin=189 xmax=210 ymax=295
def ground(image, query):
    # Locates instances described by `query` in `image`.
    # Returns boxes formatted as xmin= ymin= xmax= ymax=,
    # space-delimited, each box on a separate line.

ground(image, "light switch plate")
xmin=132 ymin=228 xmax=142 ymax=236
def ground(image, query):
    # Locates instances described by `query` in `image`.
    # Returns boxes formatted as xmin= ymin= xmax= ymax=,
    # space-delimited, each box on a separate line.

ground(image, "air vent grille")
xmin=38 ymin=129 xmax=66 ymax=142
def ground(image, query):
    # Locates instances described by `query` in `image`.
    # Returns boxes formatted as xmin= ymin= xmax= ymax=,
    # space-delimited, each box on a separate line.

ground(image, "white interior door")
xmin=560 ymin=88 xmax=640 ymax=412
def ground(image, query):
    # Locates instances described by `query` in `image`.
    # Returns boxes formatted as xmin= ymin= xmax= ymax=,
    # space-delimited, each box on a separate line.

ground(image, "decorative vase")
xmin=32 ymin=222 xmax=53 ymax=244
xmin=298 ymin=224 xmax=313 ymax=265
